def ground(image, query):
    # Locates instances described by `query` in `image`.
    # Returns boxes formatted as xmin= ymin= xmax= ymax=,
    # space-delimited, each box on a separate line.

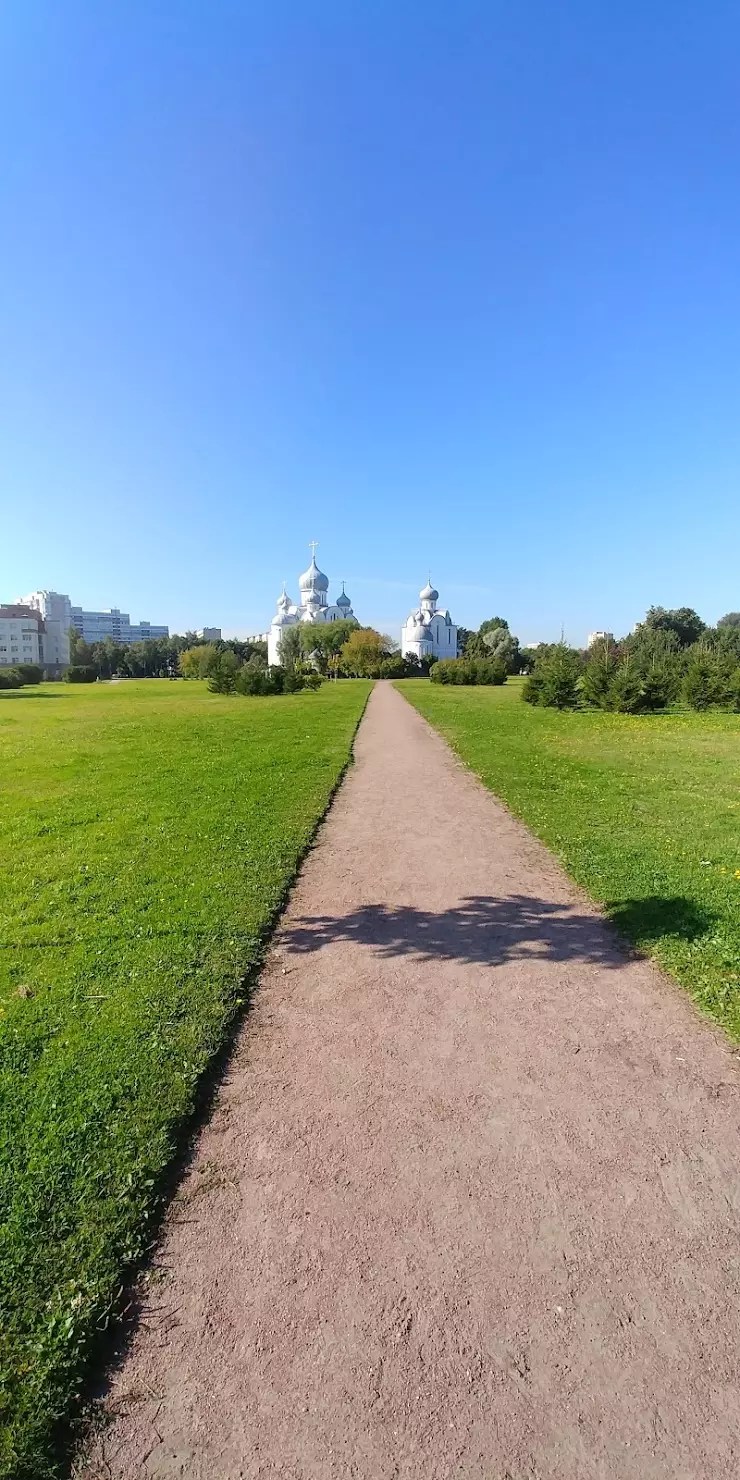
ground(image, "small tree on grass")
xmin=683 ymin=657 xmax=715 ymax=711
xmin=607 ymin=661 xmax=644 ymax=714
xmin=207 ymin=651 xmax=239 ymax=694
xmin=526 ymin=645 xmax=582 ymax=709
xmin=580 ymin=642 xmax=619 ymax=709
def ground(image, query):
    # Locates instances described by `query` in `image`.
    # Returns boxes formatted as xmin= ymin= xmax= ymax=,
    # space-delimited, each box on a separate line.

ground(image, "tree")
xmin=179 ymin=644 xmax=219 ymax=679
xmin=207 ymin=652 xmax=238 ymax=694
xmin=482 ymin=625 xmax=521 ymax=673
xmin=683 ymin=656 xmax=715 ymax=711
xmin=525 ymin=644 xmax=582 ymax=709
xmin=643 ymin=606 xmax=706 ymax=648
xmin=340 ymin=628 xmax=389 ymax=677
xmin=478 ymin=616 xmax=510 ymax=637
xmin=298 ymin=619 xmax=359 ymax=673
xmin=580 ymin=642 xmax=619 ymax=709
xmin=278 ymin=625 xmax=303 ymax=672
xmin=718 ymin=613 xmax=740 ymax=628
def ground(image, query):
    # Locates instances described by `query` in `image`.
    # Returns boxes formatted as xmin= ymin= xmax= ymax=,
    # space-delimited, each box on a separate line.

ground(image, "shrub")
xmin=64 ymin=666 xmax=98 ymax=684
xmin=522 ymin=670 xmax=545 ymax=705
xmin=0 ymin=668 xmax=24 ymax=689
xmin=430 ymin=658 xmax=506 ymax=686
xmin=14 ymin=663 xmax=44 ymax=685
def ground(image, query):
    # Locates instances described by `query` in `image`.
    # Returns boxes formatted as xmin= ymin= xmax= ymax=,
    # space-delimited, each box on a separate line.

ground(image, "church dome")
xmin=299 ymin=554 xmax=329 ymax=593
xmin=336 ymin=584 xmax=352 ymax=609
xmin=420 ymin=581 xmax=439 ymax=602
xmin=272 ymin=609 xmax=293 ymax=628
xmin=277 ymin=585 xmax=292 ymax=612
xmin=408 ymin=617 xmax=432 ymax=643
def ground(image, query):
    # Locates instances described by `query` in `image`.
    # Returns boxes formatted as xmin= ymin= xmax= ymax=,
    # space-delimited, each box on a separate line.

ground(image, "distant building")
xmin=197 ymin=627 xmax=222 ymax=642
xmin=70 ymin=607 xmax=169 ymax=644
xmin=401 ymin=580 xmax=458 ymax=661
xmin=587 ymin=631 xmax=615 ymax=648
xmin=0 ymin=604 xmax=45 ymax=669
xmin=18 ymin=590 xmax=71 ymax=675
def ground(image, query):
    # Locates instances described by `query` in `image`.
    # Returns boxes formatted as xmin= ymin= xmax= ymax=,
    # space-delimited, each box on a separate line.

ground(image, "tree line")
xmin=523 ymin=608 xmax=740 ymax=712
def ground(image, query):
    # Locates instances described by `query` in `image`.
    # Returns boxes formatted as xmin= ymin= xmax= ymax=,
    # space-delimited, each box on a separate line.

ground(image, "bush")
xmin=64 ymin=666 xmax=98 ymax=684
xmin=13 ymin=663 xmax=44 ymax=685
xmin=430 ymin=658 xmax=507 ymax=686
xmin=0 ymin=668 xmax=24 ymax=689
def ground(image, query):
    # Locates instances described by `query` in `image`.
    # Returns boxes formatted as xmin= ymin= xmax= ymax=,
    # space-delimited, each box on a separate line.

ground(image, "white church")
xmin=267 ymin=545 xmax=356 ymax=666
xmin=401 ymin=580 xmax=458 ymax=661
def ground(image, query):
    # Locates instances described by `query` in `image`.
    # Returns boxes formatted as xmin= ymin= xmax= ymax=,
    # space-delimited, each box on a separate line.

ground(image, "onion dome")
xmin=272 ymin=609 xmax=293 ymax=628
xmin=420 ymin=580 xmax=439 ymax=602
xmin=408 ymin=615 xmax=432 ymax=643
xmin=336 ymin=583 xmax=352 ymax=609
xmin=299 ymin=554 xmax=329 ymax=593
xmin=277 ymin=585 xmax=292 ymax=612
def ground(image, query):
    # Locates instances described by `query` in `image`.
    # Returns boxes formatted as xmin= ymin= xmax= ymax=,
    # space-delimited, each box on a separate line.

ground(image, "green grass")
xmin=397 ymin=678 xmax=740 ymax=1033
xmin=0 ymin=678 xmax=371 ymax=1479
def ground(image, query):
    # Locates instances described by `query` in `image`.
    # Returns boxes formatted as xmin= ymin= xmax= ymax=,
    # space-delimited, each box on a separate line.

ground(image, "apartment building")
xmin=0 ymin=605 xmax=44 ymax=669
xmin=70 ymin=607 xmax=169 ymax=644
xmin=20 ymin=590 xmax=72 ymax=675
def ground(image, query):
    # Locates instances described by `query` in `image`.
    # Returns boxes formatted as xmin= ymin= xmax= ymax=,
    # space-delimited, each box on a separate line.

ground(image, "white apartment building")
xmin=587 ymin=631 xmax=615 ymax=648
xmin=197 ymin=627 xmax=222 ymax=641
xmin=20 ymin=590 xmax=72 ymax=675
xmin=70 ymin=607 xmax=169 ymax=644
xmin=0 ymin=605 xmax=44 ymax=669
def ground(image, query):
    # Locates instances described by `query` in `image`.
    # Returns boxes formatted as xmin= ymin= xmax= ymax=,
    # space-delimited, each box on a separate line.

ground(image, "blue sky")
xmin=1 ymin=2 xmax=739 ymax=644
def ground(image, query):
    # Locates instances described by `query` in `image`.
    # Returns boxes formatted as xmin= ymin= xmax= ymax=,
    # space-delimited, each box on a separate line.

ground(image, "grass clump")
xmin=0 ymin=678 xmax=370 ymax=1478
xmin=397 ymin=678 xmax=740 ymax=1036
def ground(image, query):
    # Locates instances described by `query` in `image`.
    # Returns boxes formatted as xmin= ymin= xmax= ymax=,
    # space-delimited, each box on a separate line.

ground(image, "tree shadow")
xmin=282 ymin=893 xmax=716 ymax=969
xmin=606 ymin=895 xmax=716 ymax=947
xmin=0 ymin=690 xmax=64 ymax=699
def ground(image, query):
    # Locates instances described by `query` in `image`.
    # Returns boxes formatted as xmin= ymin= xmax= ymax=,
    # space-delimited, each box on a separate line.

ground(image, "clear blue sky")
xmin=2 ymin=2 xmax=739 ymax=644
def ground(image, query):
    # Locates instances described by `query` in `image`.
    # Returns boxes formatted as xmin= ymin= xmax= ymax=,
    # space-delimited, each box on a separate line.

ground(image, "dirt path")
xmin=82 ymin=682 xmax=740 ymax=1479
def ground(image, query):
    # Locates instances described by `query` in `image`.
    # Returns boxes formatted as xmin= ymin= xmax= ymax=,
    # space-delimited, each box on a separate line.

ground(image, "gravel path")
xmin=82 ymin=682 xmax=740 ymax=1479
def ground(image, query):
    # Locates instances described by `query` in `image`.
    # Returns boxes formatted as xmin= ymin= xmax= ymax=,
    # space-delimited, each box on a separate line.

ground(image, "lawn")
xmin=0 ymin=678 xmax=370 ymax=1479
xmin=397 ymin=678 xmax=740 ymax=1036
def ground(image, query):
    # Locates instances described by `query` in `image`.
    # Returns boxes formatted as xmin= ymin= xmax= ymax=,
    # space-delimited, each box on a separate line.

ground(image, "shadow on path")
xmin=282 ymin=894 xmax=714 ymax=970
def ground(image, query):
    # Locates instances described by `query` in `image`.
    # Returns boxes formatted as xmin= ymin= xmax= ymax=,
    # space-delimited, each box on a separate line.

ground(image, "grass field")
xmin=0 ymin=678 xmax=370 ymax=1479
xmin=398 ymin=678 xmax=740 ymax=1036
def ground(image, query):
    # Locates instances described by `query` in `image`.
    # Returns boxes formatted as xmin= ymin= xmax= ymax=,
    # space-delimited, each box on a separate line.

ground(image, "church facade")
xmin=268 ymin=546 xmax=355 ymax=666
xmin=401 ymin=581 xmax=458 ymax=661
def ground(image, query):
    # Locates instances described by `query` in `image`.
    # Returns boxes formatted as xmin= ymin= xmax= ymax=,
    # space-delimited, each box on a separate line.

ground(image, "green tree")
xmin=207 ymin=653 xmax=238 ymax=694
xmin=340 ymin=627 xmax=388 ymax=677
xmin=580 ymin=640 xmax=619 ymax=709
xmin=179 ymin=644 xmax=219 ymax=679
xmin=527 ymin=644 xmax=582 ymax=709
xmin=643 ymin=606 xmax=706 ymax=648
xmin=718 ymin=613 xmax=740 ymax=628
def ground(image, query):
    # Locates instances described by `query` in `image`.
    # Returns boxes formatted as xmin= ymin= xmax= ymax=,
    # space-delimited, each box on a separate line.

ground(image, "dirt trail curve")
xmin=82 ymin=682 xmax=740 ymax=1480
